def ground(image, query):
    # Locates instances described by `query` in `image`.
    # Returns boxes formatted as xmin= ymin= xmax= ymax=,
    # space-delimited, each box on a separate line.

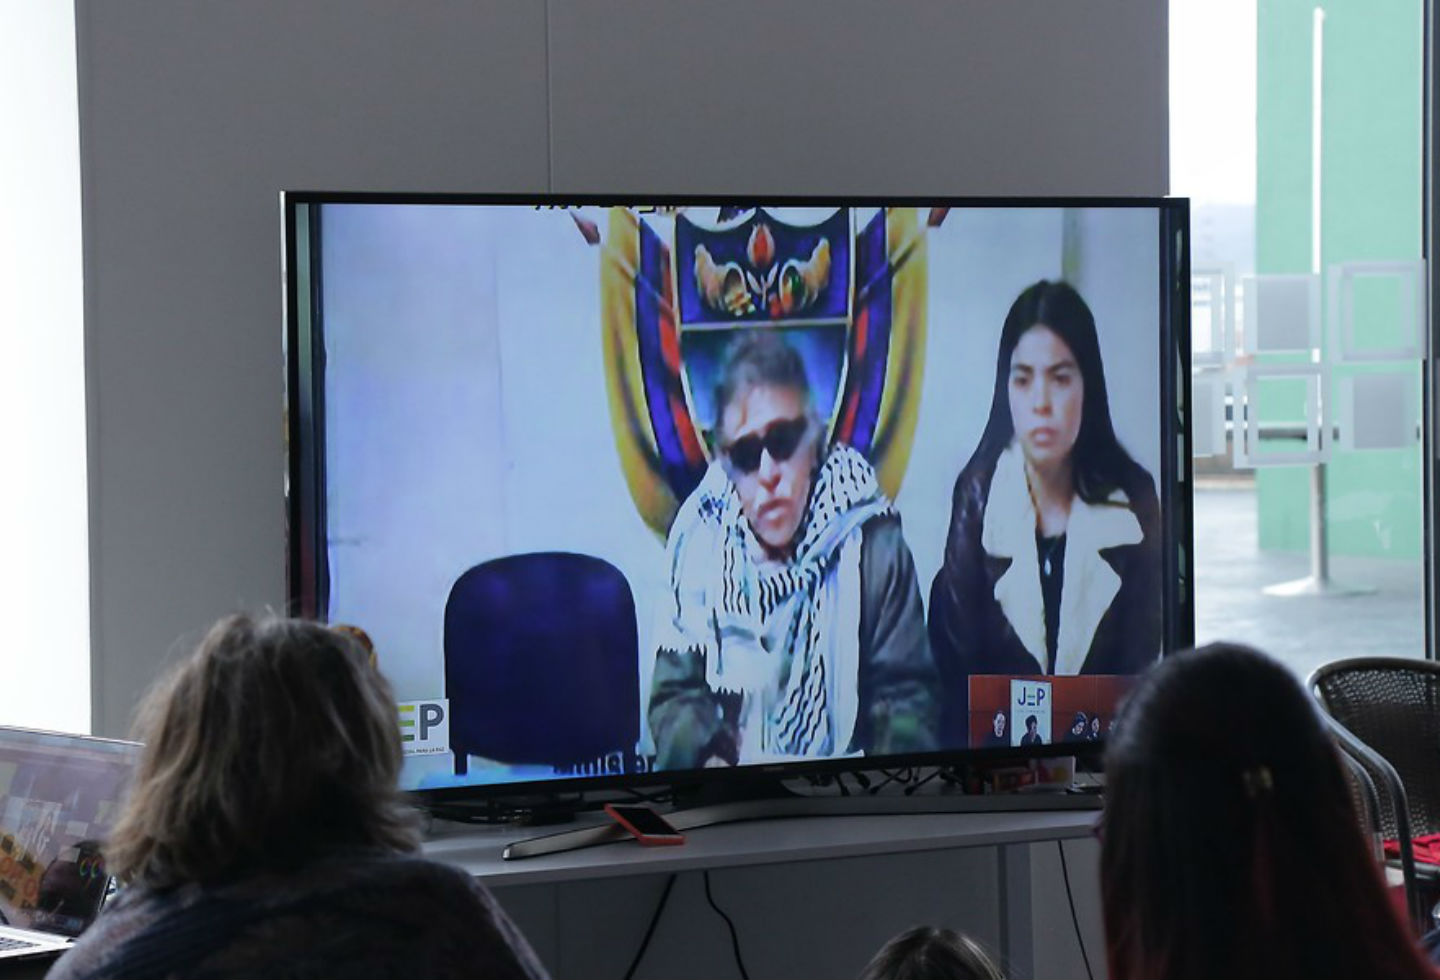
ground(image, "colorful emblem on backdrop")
xmin=588 ymin=205 xmax=935 ymax=536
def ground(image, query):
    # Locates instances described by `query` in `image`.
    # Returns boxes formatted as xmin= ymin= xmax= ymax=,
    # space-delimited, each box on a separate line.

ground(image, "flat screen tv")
xmin=283 ymin=194 xmax=1193 ymax=803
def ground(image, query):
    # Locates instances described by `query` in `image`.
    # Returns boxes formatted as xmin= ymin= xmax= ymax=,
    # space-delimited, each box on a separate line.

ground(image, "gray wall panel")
xmin=77 ymin=0 xmax=550 ymax=734
xmin=548 ymin=0 xmax=1167 ymax=196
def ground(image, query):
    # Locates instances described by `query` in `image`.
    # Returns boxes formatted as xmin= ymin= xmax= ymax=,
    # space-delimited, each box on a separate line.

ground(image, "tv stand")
xmin=501 ymin=787 xmax=1099 ymax=860
xmin=669 ymin=774 xmax=802 ymax=810
xmin=421 ymin=792 xmax=1104 ymax=980
xmin=425 ymin=793 xmax=584 ymax=827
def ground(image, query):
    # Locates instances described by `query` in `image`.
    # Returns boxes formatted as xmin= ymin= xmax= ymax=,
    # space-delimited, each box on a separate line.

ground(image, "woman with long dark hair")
xmin=49 ymin=614 xmax=547 ymax=980
xmin=928 ymin=280 xmax=1161 ymax=743
xmin=1102 ymin=643 xmax=1434 ymax=979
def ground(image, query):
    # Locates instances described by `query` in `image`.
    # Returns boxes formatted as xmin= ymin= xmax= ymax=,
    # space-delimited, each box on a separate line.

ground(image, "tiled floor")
xmin=1192 ymin=482 xmax=1428 ymax=681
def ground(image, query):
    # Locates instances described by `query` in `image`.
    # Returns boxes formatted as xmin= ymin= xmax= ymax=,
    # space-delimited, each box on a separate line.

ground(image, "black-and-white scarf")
xmin=660 ymin=444 xmax=894 ymax=759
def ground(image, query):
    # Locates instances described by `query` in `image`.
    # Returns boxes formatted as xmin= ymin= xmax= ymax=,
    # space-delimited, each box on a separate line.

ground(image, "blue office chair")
xmin=444 ymin=552 xmax=641 ymax=776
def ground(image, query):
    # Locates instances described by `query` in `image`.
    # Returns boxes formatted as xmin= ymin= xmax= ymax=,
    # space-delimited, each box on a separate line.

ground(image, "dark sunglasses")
xmin=723 ymin=417 xmax=810 ymax=474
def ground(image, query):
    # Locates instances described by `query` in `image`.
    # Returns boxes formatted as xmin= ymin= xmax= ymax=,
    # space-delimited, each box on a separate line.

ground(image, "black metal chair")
xmin=1323 ymin=712 xmax=1422 ymax=929
xmin=1331 ymin=721 xmax=1386 ymax=862
xmin=1310 ymin=657 xmax=1440 ymax=933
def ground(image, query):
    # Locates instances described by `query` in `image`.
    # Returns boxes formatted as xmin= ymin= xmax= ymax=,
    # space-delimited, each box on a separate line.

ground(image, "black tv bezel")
xmin=282 ymin=191 xmax=1193 ymax=803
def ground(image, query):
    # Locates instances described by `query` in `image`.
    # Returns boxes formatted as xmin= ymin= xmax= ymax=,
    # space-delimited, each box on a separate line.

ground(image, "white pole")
xmin=1312 ymin=6 xmax=1325 ymax=278
xmin=1311 ymin=6 xmax=1328 ymax=584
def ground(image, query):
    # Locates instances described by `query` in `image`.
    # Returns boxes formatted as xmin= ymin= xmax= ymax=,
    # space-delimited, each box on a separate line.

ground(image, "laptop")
xmin=0 ymin=726 xmax=139 ymax=961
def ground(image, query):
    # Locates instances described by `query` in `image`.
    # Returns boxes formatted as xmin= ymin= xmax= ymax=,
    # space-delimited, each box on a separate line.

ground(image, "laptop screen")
xmin=0 ymin=728 xmax=138 ymax=938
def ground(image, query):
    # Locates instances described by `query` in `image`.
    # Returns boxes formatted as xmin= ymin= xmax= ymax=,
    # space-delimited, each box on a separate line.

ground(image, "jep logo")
xmin=398 ymin=700 xmax=449 ymax=756
xmin=1009 ymin=679 xmax=1053 ymax=747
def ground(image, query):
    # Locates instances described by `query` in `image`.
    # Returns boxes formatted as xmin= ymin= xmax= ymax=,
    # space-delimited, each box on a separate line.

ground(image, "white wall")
xmin=2 ymin=0 xmax=89 ymax=733
xmin=76 ymin=0 xmax=1167 ymax=739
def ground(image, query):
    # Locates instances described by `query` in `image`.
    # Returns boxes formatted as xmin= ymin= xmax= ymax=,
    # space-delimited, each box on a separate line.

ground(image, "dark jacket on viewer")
xmin=46 ymin=850 xmax=549 ymax=980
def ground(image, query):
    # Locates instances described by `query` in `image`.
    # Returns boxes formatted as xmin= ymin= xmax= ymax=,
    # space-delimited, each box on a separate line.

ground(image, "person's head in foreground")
xmin=106 ymin=614 xmax=418 ymax=886
xmin=54 ymin=614 xmax=547 ymax=980
xmin=1101 ymin=642 xmax=1433 ymax=980
xmin=859 ymin=925 xmax=1005 ymax=980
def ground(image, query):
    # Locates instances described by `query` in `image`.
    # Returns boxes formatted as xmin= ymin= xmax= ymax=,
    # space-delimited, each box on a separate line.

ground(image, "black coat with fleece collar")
xmin=927 ymin=443 xmax=1162 ymax=747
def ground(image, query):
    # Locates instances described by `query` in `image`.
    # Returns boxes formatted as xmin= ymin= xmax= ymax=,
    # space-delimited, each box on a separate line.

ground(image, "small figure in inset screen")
xmin=1019 ymin=714 xmax=1043 ymax=746
xmin=32 ymin=840 xmax=106 ymax=931
xmin=983 ymin=709 xmax=1008 ymax=748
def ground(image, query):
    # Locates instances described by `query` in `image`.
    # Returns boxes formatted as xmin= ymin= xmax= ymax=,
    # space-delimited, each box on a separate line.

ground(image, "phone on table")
xmin=603 ymin=803 xmax=686 ymax=846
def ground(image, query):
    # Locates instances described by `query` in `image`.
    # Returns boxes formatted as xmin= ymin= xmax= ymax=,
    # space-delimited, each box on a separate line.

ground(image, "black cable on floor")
xmin=703 ymin=869 xmax=751 ymax=979
xmin=903 ymin=767 xmax=942 ymax=795
xmin=1057 ymin=839 xmax=1095 ymax=980
xmin=623 ymin=873 xmax=676 ymax=980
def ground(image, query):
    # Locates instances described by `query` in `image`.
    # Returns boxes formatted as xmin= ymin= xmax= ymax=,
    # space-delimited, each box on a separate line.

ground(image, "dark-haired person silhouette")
xmin=1101 ymin=643 xmax=1437 ymax=980
xmin=1019 ymin=714 xmax=1042 ymax=746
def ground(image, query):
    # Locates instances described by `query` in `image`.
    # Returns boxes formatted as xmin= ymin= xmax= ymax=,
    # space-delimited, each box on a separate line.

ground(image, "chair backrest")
xmin=444 ymin=552 xmax=640 ymax=768
xmin=1316 ymin=704 xmax=1426 ymax=932
xmin=1338 ymin=744 xmax=1385 ymax=862
xmin=1310 ymin=657 xmax=1440 ymax=842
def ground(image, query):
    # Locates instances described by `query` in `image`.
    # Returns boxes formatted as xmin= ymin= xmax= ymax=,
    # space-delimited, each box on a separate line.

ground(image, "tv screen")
xmin=283 ymin=195 xmax=1192 ymax=797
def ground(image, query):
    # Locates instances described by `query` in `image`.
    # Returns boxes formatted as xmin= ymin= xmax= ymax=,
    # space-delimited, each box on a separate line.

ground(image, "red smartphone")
xmin=603 ymin=803 xmax=686 ymax=846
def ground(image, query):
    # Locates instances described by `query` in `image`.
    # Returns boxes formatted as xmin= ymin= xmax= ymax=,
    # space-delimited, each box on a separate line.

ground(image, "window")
xmin=1173 ymin=0 xmax=1428 ymax=677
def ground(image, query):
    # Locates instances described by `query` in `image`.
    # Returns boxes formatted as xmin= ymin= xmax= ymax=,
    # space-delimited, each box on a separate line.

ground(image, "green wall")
xmin=1255 ymin=0 xmax=1423 ymax=558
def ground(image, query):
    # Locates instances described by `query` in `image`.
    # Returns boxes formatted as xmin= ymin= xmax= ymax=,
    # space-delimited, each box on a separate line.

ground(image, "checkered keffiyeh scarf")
xmin=665 ymin=444 xmax=893 ymax=758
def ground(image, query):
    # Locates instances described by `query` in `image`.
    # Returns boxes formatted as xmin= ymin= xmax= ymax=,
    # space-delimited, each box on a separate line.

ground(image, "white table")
xmin=422 ymin=801 xmax=1105 ymax=979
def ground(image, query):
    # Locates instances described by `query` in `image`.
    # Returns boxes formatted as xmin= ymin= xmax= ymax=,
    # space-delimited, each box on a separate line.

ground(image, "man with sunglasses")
xmin=648 ymin=331 xmax=938 ymax=770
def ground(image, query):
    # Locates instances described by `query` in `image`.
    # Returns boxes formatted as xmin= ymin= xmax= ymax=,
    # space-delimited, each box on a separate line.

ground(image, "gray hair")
xmin=712 ymin=330 xmax=814 ymax=442
xmin=106 ymin=614 xmax=420 ymax=887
